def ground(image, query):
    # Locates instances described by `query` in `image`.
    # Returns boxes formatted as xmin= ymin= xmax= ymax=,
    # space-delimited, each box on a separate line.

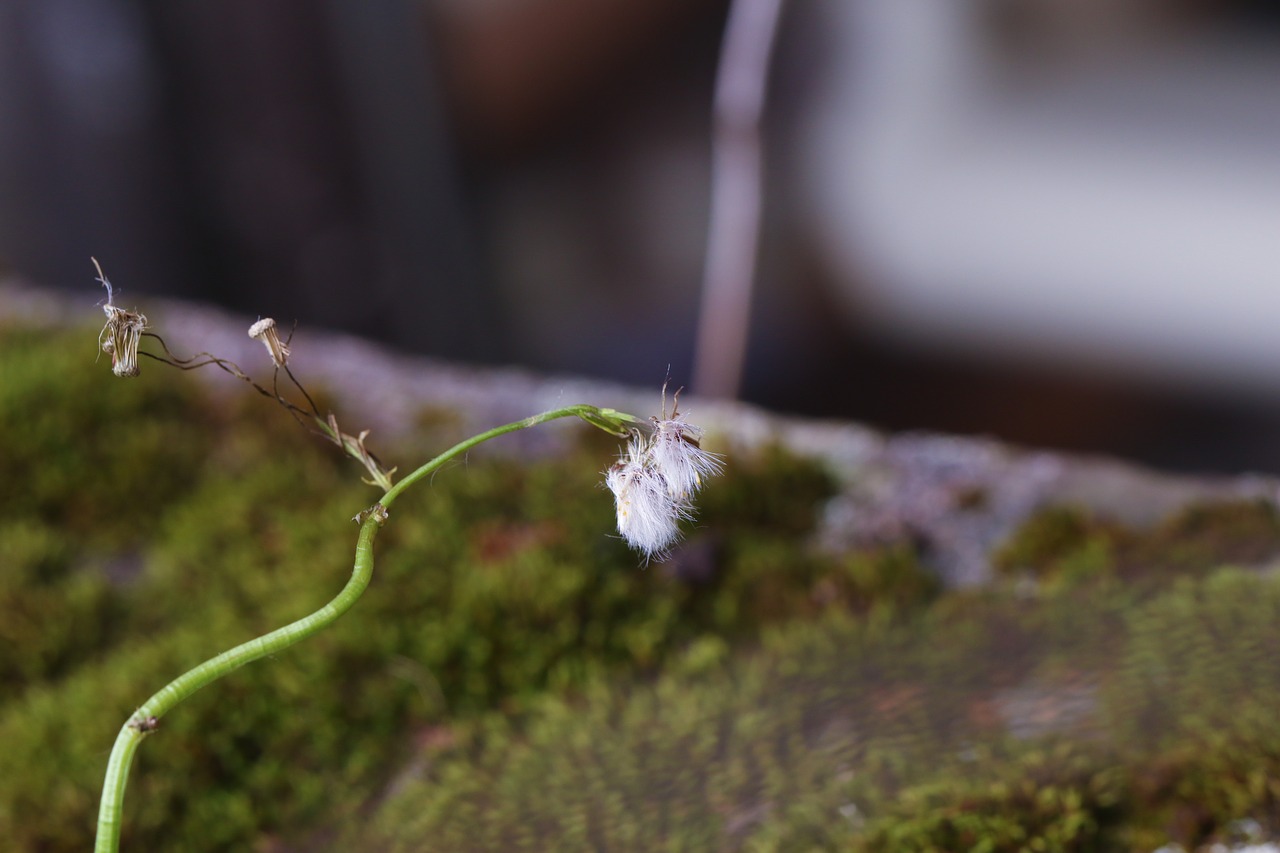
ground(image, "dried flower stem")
xmin=140 ymin=330 xmax=394 ymax=487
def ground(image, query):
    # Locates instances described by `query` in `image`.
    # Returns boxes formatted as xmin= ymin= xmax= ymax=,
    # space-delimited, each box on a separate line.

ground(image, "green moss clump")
xmin=0 ymin=326 xmax=225 ymax=696
xmin=1109 ymin=568 xmax=1280 ymax=742
xmin=992 ymin=506 xmax=1125 ymax=586
xmin=0 ymin=520 xmax=121 ymax=692
xmin=343 ymin=589 xmax=1111 ymax=851
xmin=696 ymin=443 xmax=837 ymax=537
xmin=994 ymin=499 xmax=1280 ymax=589
xmin=352 ymin=568 xmax=1280 ymax=852
xmin=859 ymin=747 xmax=1125 ymax=853
xmin=1103 ymin=569 xmax=1280 ymax=850
xmin=1135 ymin=499 xmax=1280 ymax=574
xmin=0 ymin=326 xmax=221 ymax=547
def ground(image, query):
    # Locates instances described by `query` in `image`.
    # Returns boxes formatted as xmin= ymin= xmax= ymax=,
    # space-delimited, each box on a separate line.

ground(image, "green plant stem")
xmin=95 ymin=511 xmax=384 ymax=852
xmin=95 ymin=404 xmax=638 ymax=852
xmin=380 ymin=405 xmax=638 ymax=509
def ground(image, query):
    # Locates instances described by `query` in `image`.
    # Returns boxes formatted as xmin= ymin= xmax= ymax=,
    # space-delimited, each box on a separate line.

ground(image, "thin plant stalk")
xmin=381 ymin=405 xmax=637 ymax=506
xmin=691 ymin=0 xmax=786 ymax=398
xmin=94 ymin=404 xmax=639 ymax=853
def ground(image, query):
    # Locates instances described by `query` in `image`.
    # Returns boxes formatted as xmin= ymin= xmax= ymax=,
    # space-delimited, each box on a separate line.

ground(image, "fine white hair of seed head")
xmin=648 ymin=382 xmax=723 ymax=500
xmin=605 ymin=436 xmax=683 ymax=561
xmin=649 ymin=416 xmax=723 ymax=500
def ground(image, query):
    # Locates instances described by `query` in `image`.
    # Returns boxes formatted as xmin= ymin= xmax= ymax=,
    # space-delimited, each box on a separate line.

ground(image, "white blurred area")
xmin=796 ymin=0 xmax=1280 ymax=395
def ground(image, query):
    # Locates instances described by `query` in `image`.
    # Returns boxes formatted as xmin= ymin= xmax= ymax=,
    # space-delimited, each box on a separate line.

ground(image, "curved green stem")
xmin=95 ymin=510 xmax=385 ymax=852
xmin=380 ymin=404 xmax=641 ymax=509
xmin=95 ymin=404 xmax=639 ymax=852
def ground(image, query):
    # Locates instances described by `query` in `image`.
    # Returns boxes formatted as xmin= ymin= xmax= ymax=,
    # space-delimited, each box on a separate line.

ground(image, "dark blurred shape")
xmin=435 ymin=0 xmax=723 ymax=160
xmin=0 ymin=0 xmax=490 ymax=358
xmin=8 ymin=0 xmax=1280 ymax=477
xmin=0 ymin=0 xmax=180 ymax=302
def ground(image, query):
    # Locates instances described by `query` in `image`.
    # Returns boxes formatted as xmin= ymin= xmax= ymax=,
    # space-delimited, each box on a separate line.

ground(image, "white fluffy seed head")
xmin=605 ymin=438 xmax=682 ymax=561
xmin=650 ymin=417 xmax=723 ymax=500
xmin=603 ymin=390 xmax=722 ymax=563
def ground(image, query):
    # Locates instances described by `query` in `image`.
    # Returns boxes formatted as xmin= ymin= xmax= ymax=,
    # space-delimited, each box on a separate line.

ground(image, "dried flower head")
xmin=248 ymin=317 xmax=290 ymax=368
xmin=605 ymin=385 xmax=721 ymax=561
xmin=606 ymin=436 xmax=683 ymax=560
xmin=94 ymin=259 xmax=147 ymax=377
xmin=650 ymin=388 xmax=723 ymax=499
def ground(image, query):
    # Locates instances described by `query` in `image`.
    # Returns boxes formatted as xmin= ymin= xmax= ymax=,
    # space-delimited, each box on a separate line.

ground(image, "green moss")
xmin=344 ymin=591 xmax=1100 ymax=850
xmin=697 ymin=443 xmax=837 ymax=537
xmin=0 ymin=520 xmax=122 ymax=691
xmin=11 ymin=318 xmax=1280 ymax=852
xmin=992 ymin=506 xmax=1125 ymax=590
xmin=857 ymin=747 xmax=1127 ymax=853
xmin=1135 ymin=499 xmax=1280 ymax=574
xmin=352 ymin=569 xmax=1280 ymax=852
xmin=0 ymin=326 xmax=224 ymax=696
xmin=994 ymin=499 xmax=1280 ymax=589
xmin=0 ymin=326 xmax=221 ymax=547
xmin=0 ymin=323 xmax=865 ymax=851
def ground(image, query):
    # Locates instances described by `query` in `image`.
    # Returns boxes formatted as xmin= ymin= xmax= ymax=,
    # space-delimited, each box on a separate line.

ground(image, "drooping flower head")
xmin=94 ymin=259 xmax=148 ymax=378
xmin=649 ymin=383 xmax=723 ymax=500
xmin=606 ymin=435 xmax=683 ymax=561
xmin=605 ymin=384 xmax=721 ymax=561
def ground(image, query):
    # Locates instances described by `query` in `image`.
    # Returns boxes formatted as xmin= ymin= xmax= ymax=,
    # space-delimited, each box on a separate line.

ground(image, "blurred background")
xmin=4 ymin=0 xmax=1280 ymax=473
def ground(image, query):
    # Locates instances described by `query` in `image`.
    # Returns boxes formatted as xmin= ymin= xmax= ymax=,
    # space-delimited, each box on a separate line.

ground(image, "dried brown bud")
xmin=100 ymin=305 xmax=148 ymax=377
xmin=94 ymin=259 xmax=147 ymax=378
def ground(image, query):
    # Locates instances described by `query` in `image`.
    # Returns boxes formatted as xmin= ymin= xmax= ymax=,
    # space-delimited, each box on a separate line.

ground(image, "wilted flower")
xmin=94 ymin=259 xmax=147 ymax=378
xmin=100 ymin=305 xmax=148 ymax=377
xmin=248 ymin=317 xmax=290 ymax=368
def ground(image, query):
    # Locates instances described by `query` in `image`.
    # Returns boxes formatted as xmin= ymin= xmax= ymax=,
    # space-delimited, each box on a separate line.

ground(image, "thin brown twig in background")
xmin=140 ymin=332 xmax=314 ymax=429
xmin=690 ymin=0 xmax=785 ymax=399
